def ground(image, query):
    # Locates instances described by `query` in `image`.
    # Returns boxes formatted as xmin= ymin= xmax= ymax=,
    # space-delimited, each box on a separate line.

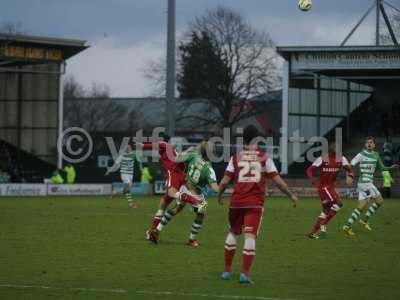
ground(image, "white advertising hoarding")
xmin=291 ymin=52 xmax=400 ymax=71
xmin=0 ymin=184 xmax=47 ymax=196
xmin=47 ymin=184 xmax=112 ymax=196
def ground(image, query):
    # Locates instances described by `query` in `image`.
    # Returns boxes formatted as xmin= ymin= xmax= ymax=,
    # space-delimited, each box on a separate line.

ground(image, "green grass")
xmin=0 ymin=195 xmax=399 ymax=300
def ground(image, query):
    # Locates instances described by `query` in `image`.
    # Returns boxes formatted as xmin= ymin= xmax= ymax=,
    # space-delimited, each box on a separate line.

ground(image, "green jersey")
xmin=111 ymin=151 xmax=141 ymax=175
xmin=351 ymin=150 xmax=389 ymax=184
xmin=181 ymin=152 xmax=217 ymax=192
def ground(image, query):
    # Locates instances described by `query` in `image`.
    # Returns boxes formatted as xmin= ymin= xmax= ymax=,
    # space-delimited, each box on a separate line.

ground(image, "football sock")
xmin=157 ymin=210 xmax=175 ymax=232
xmin=309 ymin=212 xmax=327 ymax=235
xmin=124 ymin=191 xmax=133 ymax=204
xmin=363 ymin=202 xmax=381 ymax=222
xmin=242 ymin=237 xmax=256 ymax=276
xmin=189 ymin=219 xmax=203 ymax=241
xmin=150 ymin=209 xmax=165 ymax=231
xmin=346 ymin=208 xmax=362 ymax=226
xmin=322 ymin=204 xmax=341 ymax=225
xmin=224 ymin=232 xmax=237 ymax=273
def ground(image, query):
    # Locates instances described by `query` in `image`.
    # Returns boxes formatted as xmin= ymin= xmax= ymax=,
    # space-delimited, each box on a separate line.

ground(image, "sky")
xmin=2 ymin=0 xmax=397 ymax=96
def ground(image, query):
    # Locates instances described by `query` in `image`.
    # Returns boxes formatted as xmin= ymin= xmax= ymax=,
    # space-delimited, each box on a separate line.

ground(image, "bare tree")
xmin=0 ymin=21 xmax=26 ymax=34
xmin=181 ymin=6 xmax=281 ymax=128
xmin=64 ymin=75 xmax=127 ymax=132
xmin=380 ymin=9 xmax=400 ymax=45
xmin=143 ymin=6 xmax=281 ymax=129
xmin=142 ymin=57 xmax=167 ymax=97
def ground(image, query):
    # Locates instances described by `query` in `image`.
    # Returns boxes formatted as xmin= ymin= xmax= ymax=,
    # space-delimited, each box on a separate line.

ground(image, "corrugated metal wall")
xmin=0 ymin=63 xmax=59 ymax=164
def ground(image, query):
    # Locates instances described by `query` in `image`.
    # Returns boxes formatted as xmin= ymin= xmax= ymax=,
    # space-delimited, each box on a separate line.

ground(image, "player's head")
xmin=160 ymin=132 xmax=171 ymax=142
xmin=243 ymin=125 xmax=259 ymax=146
xmin=328 ymin=141 xmax=337 ymax=155
xmin=127 ymin=141 xmax=134 ymax=151
xmin=199 ymin=141 xmax=213 ymax=161
xmin=365 ymin=136 xmax=376 ymax=151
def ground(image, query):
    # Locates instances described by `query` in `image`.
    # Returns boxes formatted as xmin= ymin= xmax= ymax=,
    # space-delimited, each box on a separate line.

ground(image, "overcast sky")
xmin=3 ymin=0 xmax=397 ymax=96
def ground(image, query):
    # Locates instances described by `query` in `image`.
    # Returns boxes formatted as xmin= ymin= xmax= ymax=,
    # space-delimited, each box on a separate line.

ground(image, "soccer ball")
xmin=298 ymin=0 xmax=312 ymax=11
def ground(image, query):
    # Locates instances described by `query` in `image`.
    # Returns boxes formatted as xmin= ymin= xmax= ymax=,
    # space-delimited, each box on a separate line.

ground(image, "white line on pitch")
xmin=0 ymin=283 xmax=298 ymax=300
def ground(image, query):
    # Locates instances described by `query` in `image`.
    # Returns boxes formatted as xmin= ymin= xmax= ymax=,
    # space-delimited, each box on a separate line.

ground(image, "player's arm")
xmin=377 ymin=155 xmax=399 ymax=171
xmin=265 ymin=157 xmax=298 ymax=207
xmin=342 ymin=156 xmax=355 ymax=186
xmin=217 ymin=175 xmax=231 ymax=205
xmin=175 ymin=149 xmax=195 ymax=163
xmin=217 ymin=157 xmax=235 ymax=205
xmin=105 ymin=155 xmax=122 ymax=175
xmin=206 ymin=167 xmax=220 ymax=194
xmin=306 ymin=157 xmax=322 ymax=185
xmin=135 ymin=153 xmax=143 ymax=172
xmin=272 ymin=175 xmax=298 ymax=207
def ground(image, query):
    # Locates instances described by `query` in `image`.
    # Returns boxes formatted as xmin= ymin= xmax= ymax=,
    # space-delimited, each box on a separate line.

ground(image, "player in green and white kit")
xmin=106 ymin=142 xmax=142 ymax=208
xmin=153 ymin=142 xmax=219 ymax=247
xmin=343 ymin=137 xmax=398 ymax=236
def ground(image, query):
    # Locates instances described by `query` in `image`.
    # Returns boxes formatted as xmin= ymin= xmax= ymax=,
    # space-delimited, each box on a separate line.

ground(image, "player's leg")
xmin=322 ymin=202 xmax=342 ymax=226
xmin=148 ymin=193 xmax=173 ymax=232
xmin=107 ymin=184 xmax=117 ymax=208
xmin=222 ymin=208 xmax=242 ymax=280
xmin=308 ymin=188 xmax=330 ymax=238
xmin=148 ymin=203 xmax=184 ymax=244
xmin=359 ymin=186 xmax=383 ymax=230
xmin=239 ymin=208 xmax=263 ymax=284
xmin=308 ymin=210 xmax=327 ymax=239
xmin=121 ymin=174 xmax=137 ymax=208
xmin=320 ymin=188 xmax=343 ymax=231
xmin=157 ymin=203 xmax=183 ymax=232
xmin=168 ymin=186 xmax=203 ymax=206
xmin=186 ymin=212 xmax=205 ymax=247
xmin=240 ymin=232 xmax=256 ymax=284
xmin=125 ymin=183 xmax=137 ymax=208
xmin=147 ymin=173 xmax=176 ymax=237
xmin=343 ymin=189 xmax=368 ymax=236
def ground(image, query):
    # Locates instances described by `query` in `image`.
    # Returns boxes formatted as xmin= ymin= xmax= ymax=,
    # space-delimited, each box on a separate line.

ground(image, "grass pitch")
xmin=0 ymin=195 xmax=399 ymax=300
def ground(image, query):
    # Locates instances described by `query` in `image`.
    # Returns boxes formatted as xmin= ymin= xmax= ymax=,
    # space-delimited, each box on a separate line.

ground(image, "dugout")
xmin=0 ymin=33 xmax=88 ymax=171
xmin=278 ymin=45 xmax=400 ymax=174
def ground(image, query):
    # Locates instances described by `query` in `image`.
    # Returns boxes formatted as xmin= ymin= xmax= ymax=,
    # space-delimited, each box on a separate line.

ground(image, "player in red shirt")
xmin=306 ymin=142 xmax=354 ymax=239
xmin=141 ymin=134 xmax=203 ymax=240
xmin=217 ymin=125 xmax=298 ymax=284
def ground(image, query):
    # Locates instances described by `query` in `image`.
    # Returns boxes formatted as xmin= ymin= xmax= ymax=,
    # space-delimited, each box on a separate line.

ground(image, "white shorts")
xmin=121 ymin=174 xmax=133 ymax=185
xmin=357 ymin=182 xmax=381 ymax=201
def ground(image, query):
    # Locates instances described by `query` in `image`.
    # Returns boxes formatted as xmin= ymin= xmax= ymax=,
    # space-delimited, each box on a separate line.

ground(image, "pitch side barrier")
xmin=0 ymin=184 xmax=112 ymax=197
xmin=153 ymin=180 xmax=359 ymax=198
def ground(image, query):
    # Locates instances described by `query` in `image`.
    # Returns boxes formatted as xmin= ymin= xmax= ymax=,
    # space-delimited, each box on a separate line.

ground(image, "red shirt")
xmin=306 ymin=154 xmax=353 ymax=189
xmin=142 ymin=142 xmax=185 ymax=173
xmin=225 ymin=149 xmax=279 ymax=208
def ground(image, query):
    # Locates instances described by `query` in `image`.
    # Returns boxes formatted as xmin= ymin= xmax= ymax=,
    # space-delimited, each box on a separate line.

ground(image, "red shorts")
xmin=228 ymin=207 xmax=264 ymax=237
xmin=318 ymin=186 xmax=340 ymax=210
xmin=165 ymin=170 xmax=185 ymax=190
xmin=161 ymin=170 xmax=185 ymax=205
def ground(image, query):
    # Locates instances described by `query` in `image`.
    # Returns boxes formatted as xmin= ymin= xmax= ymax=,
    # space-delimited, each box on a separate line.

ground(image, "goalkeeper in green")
xmin=343 ymin=136 xmax=398 ymax=236
xmin=148 ymin=141 xmax=219 ymax=247
xmin=106 ymin=141 xmax=142 ymax=208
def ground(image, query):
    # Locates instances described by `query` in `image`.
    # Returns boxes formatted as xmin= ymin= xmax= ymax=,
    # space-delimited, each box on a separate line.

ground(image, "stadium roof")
xmin=277 ymin=45 xmax=400 ymax=85
xmin=277 ymin=45 xmax=400 ymax=57
xmin=0 ymin=33 xmax=88 ymax=67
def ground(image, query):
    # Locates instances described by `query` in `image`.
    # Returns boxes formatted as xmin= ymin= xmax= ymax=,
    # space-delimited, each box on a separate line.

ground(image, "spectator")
xmin=382 ymin=170 xmax=394 ymax=199
xmin=140 ymin=164 xmax=153 ymax=195
xmin=0 ymin=170 xmax=10 ymax=183
xmin=64 ymin=163 xmax=76 ymax=184
xmin=383 ymin=140 xmax=393 ymax=166
xmin=51 ymin=169 xmax=64 ymax=184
